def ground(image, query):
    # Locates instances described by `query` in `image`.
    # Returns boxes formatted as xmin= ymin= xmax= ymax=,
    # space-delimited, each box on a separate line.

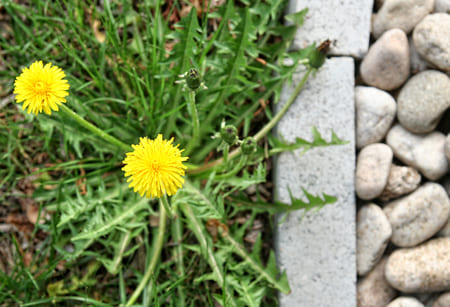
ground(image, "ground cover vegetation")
xmin=0 ymin=0 xmax=345 ymax=305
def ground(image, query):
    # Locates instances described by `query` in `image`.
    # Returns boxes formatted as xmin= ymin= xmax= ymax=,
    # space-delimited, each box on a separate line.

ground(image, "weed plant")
xmin=0 ymin=0 xmax=345 ymax=306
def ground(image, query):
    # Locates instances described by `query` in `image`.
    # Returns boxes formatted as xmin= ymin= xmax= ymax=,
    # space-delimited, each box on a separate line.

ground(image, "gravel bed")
xmin=355 ymin=1 xmax=450 ymax=307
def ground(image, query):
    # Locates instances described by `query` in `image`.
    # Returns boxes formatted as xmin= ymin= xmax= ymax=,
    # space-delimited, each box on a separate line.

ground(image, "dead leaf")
xmin=6 ymin=213 xmax=34 ymax=235
xmin=207 ymin=219 xmax=229 ymax=241
xmin=149 ymin=214 xmax=159 ymax=227
xmin=76 ymin=165 xmax=87 ymax=195
xmin=24 ymin=251 xmax=33 ymax=267
xmin=244 ymin=219 xmax=263 ymax=244
xmin=25 ymin=202 xmax=46 ymax=225
xmin=92 ymin=19 xmax=106 ymax=43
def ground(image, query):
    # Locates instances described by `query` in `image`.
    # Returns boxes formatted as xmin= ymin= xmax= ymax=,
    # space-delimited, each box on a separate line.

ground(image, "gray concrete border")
xmin=274 ymin=1 xmax=373 ymax=306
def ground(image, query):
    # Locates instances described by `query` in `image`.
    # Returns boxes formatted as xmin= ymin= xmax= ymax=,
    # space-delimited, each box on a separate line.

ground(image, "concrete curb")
xmin=274 ymin=1 xmax=373 ymax=306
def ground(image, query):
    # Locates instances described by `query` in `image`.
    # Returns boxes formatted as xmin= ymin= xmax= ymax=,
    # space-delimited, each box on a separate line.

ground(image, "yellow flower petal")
xmin=122 ymin=135 xmax=188 ymax=198
xmin=14 ymin=61 xmax=69 ymax=115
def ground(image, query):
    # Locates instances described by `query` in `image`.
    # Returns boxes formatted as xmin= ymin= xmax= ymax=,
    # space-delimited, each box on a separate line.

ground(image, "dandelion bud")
xmin=241 ymin=137 xmax=257 ymax=155
xmin=308 ymin=39 xmax=331 ymax=69
xmin=220 ymin=125 xmax=238 ymax=145
xmin=185 ymin=68 xmax=201 ymax=90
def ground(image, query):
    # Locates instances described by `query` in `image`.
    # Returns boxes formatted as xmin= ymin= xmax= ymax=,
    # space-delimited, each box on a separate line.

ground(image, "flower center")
xmin=149 ymin=160 xmax=161 ymax=173
xmin=34 ymin=81 xmax=48 ymax=94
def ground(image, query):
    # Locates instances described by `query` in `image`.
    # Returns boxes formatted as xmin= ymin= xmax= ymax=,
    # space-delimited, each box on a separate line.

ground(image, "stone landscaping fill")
xmin=356 ymin=1 xmax=450 ymax=306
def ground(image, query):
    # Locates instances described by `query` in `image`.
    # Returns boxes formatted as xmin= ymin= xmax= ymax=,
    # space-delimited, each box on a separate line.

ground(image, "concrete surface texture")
xmin=274 ymin=0 xmax=373 ymax=306
xmin=287 ymin=0 xmax=373 ymax=58
xmin=274 ymin=58 xmax=356 ymax=307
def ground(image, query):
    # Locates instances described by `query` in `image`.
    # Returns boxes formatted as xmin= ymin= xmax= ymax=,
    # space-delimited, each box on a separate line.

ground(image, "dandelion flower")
xmin=14 ymin=61 xmax=70 ymax=115
xmin=122 ymin=135 xmax=188 ymax=198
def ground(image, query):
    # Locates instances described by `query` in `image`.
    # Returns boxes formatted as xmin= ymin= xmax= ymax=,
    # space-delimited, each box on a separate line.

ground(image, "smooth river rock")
xmin=413 ymin=13 xmax=450 ymax=71
xmin=385 ymin=237 xmax=450 ymax=292
xmin=438 ymin=213 xmax=450 ymax=237
xmin=379 ymin=164 xmax=421 ymax=201
xmin=357 ymin=204 xmax=392 ymax=276
xmin=372 ymin=0 xmax=434 ymax=38
xmin=432 ymin=292 xmax=450 ymax=307
xmin=446 ymin=134 xmax=450 ymax=163
xmin=355 ymin=86 xmax=396 ymax=149
xmin=397 ymin=70 xmax=450 ymax=134
xmin=356 ymin=143 xmax=393 ymax=200
xmin=386 ymin=124 xmax=449 ymax=181
xmin=409 ymin=36 xmax=430 ymax=73
xmin=438 ymin=177 xmax=450 ymax=237
xmin=386 ymin=297 xmax=424 ymax=307
xmin=435 ymin=0 xmax=450 ymax=13
xmin=357 ymin=257 xmax=397 ymax=307
xmin=383 ymin=183 xmax=450 ymax=247
xmin=360 ymin=29 xmax=409 ymax=90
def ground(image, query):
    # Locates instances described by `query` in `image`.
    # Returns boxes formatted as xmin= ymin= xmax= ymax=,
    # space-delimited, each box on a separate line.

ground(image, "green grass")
xmin=0 ymin=0 xmax=344 ymax=306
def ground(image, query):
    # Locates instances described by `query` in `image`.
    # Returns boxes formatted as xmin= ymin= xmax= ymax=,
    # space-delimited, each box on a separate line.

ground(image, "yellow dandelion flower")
xmin=14 ymin=60 xmax=70 ymax=115
xmin=122 ymin=135 xmax=188 ymax=198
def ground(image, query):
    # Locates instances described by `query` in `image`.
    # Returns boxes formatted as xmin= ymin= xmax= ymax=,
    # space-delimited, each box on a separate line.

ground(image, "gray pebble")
xmin=372 ymin=0 xmax=434 ymax=38
xmin=397 ymin=70 xmax=450 ymax=134
xmin=435 ymin=0 xmax=450 ymax=13
xmin=360 ymin=28 xmax=410 ymax=90
xmin=385 ymin=237 xmax=450 ymax=292
xmin=357 ymin=257 xmax=397 ymax=307
xmin=413 ymin=13 xmax=450 ymax=71
xmin=383 ymin=183 xmax=450 ymax=247
xmin=386 ymin=124 xmax=449 ymax=181
xmin=446 ymin=134 xmax=450 ymax=163
xmin=432 ymin=292 xmax=450 ymax=307
xmin=355 ymin=86 xmax=396 ymax=149
xmin=357 ymin=204 xmax=392 ymax=276
xmin=356 ymin=143 xmax=393 ymax=200
xmin=438 ymin=219 xmax=450 ymax=237
xmin=386 ymin=297 xmax=425 ymax=307
xmin=438 ymin=184 xmax=450 ymax=236
xmin=409 ymin=36 xmax=430 ymax=73
xmin=379 ymin=164 xmax=421 ymax=201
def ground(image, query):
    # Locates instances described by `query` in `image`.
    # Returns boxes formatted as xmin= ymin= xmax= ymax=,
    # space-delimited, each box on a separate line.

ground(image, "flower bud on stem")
xmin=220 ymin=124 xmax=238 ymax=146
xmin=188 ymin=66 xmax=314 ymax=175
xmin=185 ymin=89 xmax=199 ymax=155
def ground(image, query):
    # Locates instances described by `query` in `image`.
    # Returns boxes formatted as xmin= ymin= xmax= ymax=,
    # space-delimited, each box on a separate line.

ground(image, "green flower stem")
xmin=126 ymin=202 xmax=167 ymax=306
xmin=185 ymin=90 xmax=199 ymax=155
xmin=59 ymin=104 xmax=132 ymax=153
xmin=159 ymin=194 xmax=175 ymax=219
xmin=214 ymin=155 xmax=248 ymax=180
xmin=180 ymin=202 xmax=237 ymax=307
xmin=111 ymin=223 xmax=134 ymax=274
xmin=219 ymin=227 xmax=291 ymax=294
xmin=171 ymin=213 xmax=186 ymax=307
xmin=223 ymin=145 xmax=229 ymax=164
xmin=253 ymin=67 xmax=313 ymax=141
xmin=187 ymin=66 xmax=314 ymax=175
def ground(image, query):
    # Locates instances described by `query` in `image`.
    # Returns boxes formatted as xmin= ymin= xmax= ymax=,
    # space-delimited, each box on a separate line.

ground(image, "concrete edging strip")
xmin=274 ymin=1 xmax=373 ymax=306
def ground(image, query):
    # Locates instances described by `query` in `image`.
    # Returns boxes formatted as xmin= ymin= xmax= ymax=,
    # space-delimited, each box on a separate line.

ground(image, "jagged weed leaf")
xmin=285 ymin=8 xmax=308 ymax=27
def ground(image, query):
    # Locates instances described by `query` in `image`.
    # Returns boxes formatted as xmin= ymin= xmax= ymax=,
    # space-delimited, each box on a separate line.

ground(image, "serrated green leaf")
xmin=174 ymin=179 xmax=225 ymax=220
xmin=71 ymin=198 xmax=148 ymax=241
xmin=220 ymin=163 xmax=266 ymax=192
xmin=269 ymin=127 xmax=348 ymax=156
xmin=229 ymin=187 xmax=337 ymax=214
xmin=285 ymin=8 xmax=308 ymax=26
